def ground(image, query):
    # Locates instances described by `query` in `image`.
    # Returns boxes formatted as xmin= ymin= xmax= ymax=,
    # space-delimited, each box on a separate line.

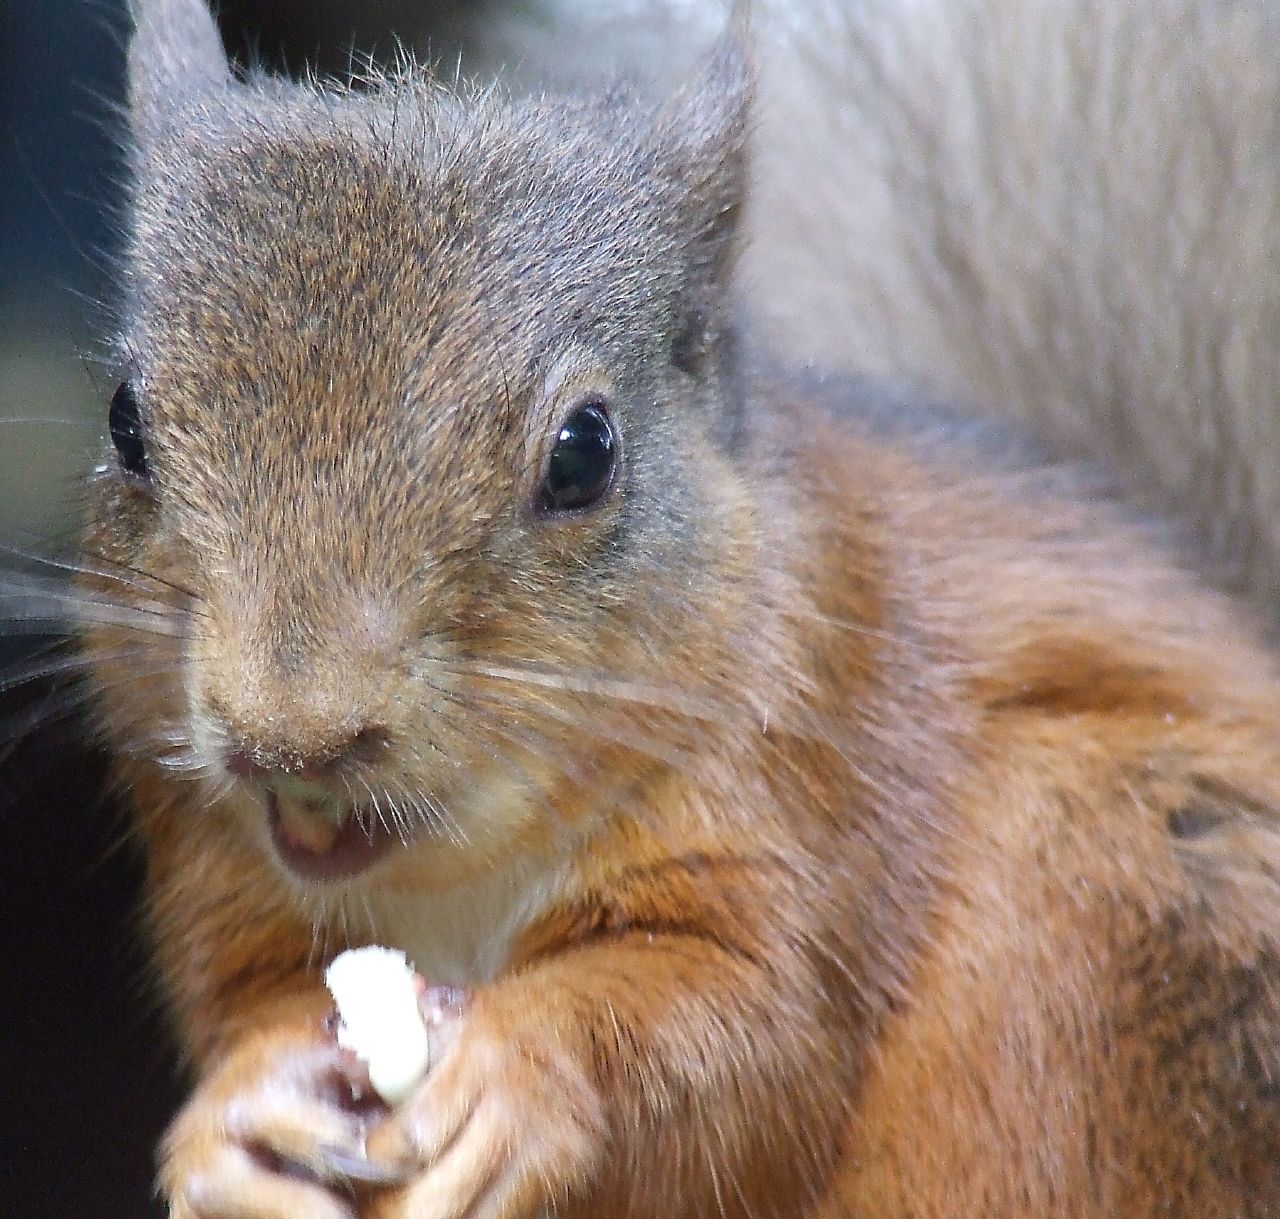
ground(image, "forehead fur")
xmin=128 ymin=76 xmax=682 ymax=378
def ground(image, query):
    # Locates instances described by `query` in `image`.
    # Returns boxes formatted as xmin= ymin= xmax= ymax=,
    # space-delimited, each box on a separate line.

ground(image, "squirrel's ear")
xmin=653 ymin=32 xmax=752 ymax=375
xmin=655 ymin=32 xmax=751 ymax=273
xmin=128 ymin=0 xmax=230 ymax=132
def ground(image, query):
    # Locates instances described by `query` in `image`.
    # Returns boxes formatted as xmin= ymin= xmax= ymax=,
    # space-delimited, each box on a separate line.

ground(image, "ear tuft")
xmin=655 ymin=28 xmax=753 ymax=376
xmin=656 ymin=28 xmax=752 ymax=229
xmin=129 ymin=0 xmax=230 ymax=131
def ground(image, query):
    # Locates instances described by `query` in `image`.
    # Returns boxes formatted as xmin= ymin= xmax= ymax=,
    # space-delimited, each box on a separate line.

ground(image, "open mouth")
xmin=267 ymin=789 xmax=398 ymax=883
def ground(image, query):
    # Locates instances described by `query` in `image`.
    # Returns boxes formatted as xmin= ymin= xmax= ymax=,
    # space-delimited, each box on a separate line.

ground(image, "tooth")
xmin=277 ymin=796 xmax=342 ymax=854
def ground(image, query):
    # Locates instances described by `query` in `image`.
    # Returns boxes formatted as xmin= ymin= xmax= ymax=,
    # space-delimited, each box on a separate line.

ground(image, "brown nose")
xmin=223 ymin=724 xmax=390 ymax=782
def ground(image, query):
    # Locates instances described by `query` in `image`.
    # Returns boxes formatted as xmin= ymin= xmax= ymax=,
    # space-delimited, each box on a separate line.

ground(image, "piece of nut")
xmin=324 ymin=946 xmax=430 ymax=1104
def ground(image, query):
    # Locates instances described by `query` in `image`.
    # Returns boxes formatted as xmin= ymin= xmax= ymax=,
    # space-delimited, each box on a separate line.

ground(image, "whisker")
xmin=387 ymin=770 xmax=466 ymax=849
xmin=445 ymin=685 xmax=737 ymax=840
xmin=306 ymin=912 xmax=328 ymax=973
xmin=439 ymin=657 xmax=731 ymax=725
xmin=426 ymin=685 xmax=579 ymax=792
xmin=0 ymin=545 xmax=207 ymax=624
xmin=470 ymin=682 xmax=703 ymax=775
xmin=441 ymin=648 xmax=908 ymax=815
xmin=356 ymin=777 xmax=391 ymax=841
xmin=81 ymin=548 xmax=206 ymax=610
xmin=0 ymin=645 xmax=148 ymax=696
xmin=358 ymin=892 xmax=378 ymax=940
xmin=337 ymin=901 xmax=352 ymax=958
xmin=0 ymin=685 xmax=104 ymax=769
xmin=381 ymin=787 xmax=412 ymax=848
xmin=392 ymin=690 xmax=580 ymax=845
xmin=0 ymin=579 xmax=187 ymax=635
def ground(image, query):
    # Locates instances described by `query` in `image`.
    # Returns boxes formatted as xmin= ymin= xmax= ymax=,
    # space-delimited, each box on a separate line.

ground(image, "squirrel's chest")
xmin=361 ymin=855 xmax=566 ymax=986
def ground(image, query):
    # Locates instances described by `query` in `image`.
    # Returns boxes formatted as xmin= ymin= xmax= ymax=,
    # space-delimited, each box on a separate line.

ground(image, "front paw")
xmin=162 ymin=1011 xmax=396 ymax=1219
xmin=363 ymin=987 xmax=606 ymax=1219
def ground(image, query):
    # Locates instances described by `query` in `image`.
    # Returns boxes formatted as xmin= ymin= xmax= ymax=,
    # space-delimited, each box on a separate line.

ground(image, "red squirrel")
xmin=82 ymin=0 xmax=1280 ymax=1214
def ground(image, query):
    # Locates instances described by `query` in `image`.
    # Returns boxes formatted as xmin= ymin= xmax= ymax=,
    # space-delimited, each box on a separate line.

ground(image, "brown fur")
xmin=81 ymin=1 xmax=1280 ymax=1215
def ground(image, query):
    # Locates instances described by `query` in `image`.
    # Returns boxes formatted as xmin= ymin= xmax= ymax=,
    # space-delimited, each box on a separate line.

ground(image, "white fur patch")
xmin=362 ymin=851 xmax=568 ymax=986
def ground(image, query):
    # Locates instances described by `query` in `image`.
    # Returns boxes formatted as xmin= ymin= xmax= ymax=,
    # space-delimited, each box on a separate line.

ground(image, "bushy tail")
xmin=744 ymin=0 xmax=1280 ymax=604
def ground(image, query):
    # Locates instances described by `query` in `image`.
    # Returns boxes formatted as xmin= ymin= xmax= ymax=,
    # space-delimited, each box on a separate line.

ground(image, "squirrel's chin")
xmin=266 ymin=791 xmax=400 ymax=883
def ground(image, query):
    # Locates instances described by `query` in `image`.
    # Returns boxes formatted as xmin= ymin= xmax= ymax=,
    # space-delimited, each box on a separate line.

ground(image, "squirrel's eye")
xmin=109 ymin=380 xmax=149 ymax=484
xmin=538 ymin=399 xmax=618 ymax=514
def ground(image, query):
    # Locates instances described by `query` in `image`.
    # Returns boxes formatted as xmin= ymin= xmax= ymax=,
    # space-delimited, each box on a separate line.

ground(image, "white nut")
xmin=324 ymin=946 xmax=431 ymax=1104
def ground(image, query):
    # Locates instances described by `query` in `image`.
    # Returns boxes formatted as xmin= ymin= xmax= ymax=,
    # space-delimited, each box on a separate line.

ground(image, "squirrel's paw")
xmin=161 ymin=1019 xmax=391 ymax=1219
xmin=361 ymin=986 xmax=605 ymax=1219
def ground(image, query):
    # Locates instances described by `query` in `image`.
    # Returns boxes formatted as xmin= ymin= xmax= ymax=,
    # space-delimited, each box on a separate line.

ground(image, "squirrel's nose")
xmin=223 ymin=724 xmax=390 ymax=783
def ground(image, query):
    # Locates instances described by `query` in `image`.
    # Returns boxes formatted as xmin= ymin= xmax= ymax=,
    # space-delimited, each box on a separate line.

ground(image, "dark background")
xmin=0 ymin=4 xmax=500 ymax=1215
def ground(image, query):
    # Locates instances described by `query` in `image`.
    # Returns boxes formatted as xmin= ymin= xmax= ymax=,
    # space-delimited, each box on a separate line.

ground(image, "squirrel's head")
xmin=84 ymin=0 xmax=771 ymax=898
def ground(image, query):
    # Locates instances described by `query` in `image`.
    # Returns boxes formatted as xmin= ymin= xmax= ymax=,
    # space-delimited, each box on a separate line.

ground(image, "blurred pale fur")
xmin=469 ymin=0 xmax=1280 ymax=606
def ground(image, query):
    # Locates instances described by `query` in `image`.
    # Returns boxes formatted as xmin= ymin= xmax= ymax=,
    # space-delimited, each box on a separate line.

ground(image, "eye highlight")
xmin=109 ymin=380 xmax=150 ymax=484
xmin=538 ymin=399 xmax=618 ymax=514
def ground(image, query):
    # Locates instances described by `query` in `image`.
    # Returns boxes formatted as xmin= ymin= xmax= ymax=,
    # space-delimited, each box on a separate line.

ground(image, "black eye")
xmin=109 ymin=380 xmax=149 ymax=483
xmin=538 ymin=400 xmax=618 ymax=514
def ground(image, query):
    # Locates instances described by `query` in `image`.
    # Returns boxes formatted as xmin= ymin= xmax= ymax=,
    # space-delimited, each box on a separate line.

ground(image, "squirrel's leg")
xmin=141 ymin=806 xmax=383 ymax=1219
xmin=361 ymin=877 xmax=851 ymax=1219
xmin=159 ymin=991 xmax=391 ymax=1219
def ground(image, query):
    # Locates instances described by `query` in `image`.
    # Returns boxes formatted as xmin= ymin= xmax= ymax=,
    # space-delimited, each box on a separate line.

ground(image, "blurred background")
xmin=3 ymin=5 xmax=160 ymax=1214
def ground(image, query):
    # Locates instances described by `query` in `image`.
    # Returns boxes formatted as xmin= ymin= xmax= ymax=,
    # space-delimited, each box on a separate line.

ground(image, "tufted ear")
xmin=656 ymin=32 xmax=751 ymax=278
xmin=129 ymin=0 xmax=230 ymax=135
xmin=653 ymin=31 xmax=752 ymax=376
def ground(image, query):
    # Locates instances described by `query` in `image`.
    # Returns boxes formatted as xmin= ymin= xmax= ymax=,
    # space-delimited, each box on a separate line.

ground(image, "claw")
xmin=419 ymin=985 xmax=471 ymax=1025
xmin=315 ymin=1146 xmax=415 ymax=1187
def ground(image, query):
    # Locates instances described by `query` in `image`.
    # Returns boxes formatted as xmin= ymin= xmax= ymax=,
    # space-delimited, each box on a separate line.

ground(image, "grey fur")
xmin=123 ymin=0 xmax=1280 ymax=602
xmin=741 ymin=0 xmax=1280 ymax=606
xmin=129 ymin=0 xmax=229 ymax=130
xmin=464 ymin=0 xmax=1280 ymax=609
